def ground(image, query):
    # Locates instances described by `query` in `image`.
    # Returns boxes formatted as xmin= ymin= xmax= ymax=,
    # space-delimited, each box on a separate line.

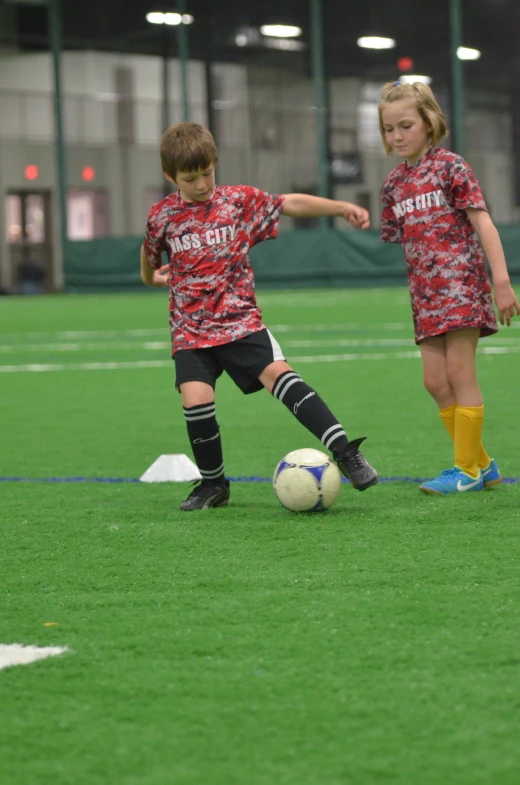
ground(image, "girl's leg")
xmin=420 ymin=334 xmax=493 ymax=475
xmin=445 ymin=329 xmax=483 ymax=479
xmin=420 ymin=335 xmax=456 ymax=408
xmin=179 ymin=381 xmax=229 ymax=510
xmin=445 ymin=328 xmax=482 ymax=406
xmin=258 ymin=361 xmax=377 ymax=490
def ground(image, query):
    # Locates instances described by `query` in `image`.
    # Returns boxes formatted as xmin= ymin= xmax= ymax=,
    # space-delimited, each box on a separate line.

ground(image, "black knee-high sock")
xmin=272 ymin=370 xmax=349 ymax=454
xmin=183 ymin=403 xmax=225 ymax=482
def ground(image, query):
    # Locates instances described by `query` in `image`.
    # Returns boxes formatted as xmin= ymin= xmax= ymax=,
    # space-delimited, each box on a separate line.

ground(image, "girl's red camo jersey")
xmin=144 ymin=185 xmax=285 ymax=354
xmin=381 ymin=146 xmax=498 ymax=343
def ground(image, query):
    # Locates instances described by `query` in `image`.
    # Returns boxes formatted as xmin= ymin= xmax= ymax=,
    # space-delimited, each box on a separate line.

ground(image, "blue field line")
xmin=0 ymin=475 xmax=518 ymax=485
xmin=0 ymin=476 xmax=141 ymax=483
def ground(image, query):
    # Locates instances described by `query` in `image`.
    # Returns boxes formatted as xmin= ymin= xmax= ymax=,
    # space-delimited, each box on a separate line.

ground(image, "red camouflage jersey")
xmin=381 ymin=146 xmax=498 ymax=343
xmin=143 ymin=185 xmax=285 ymax=354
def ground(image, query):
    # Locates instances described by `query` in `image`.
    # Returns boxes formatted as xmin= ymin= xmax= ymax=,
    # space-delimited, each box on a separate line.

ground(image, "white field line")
xmin=0 ymin=322 xmax=415 ymax=342
xmin=0 ymin=360 xmax=172 ymax=373
xmin=287 ymin=336 xmax=520 ymax=348
xmin=257 ymin=293 xmax=412 ymax=307
xmin=259 ymin=288 xmax=402 ymax=300
xmin=4 ymin=336 xmax=520 ymax=354
xmin=2 ymin=338 xmax=415 ymax=353
xmin=0 ymin=341 xmax=172 ymax=353
xmin=0 ymin=644 xmax=69 ymax=671
xmin=1 ymin=328 xmax=169 ymax=341
xmin=271 ymin=322 xmax=414 ymax=333
xmin=1 ymin=345 xmax=519 ymax=373
xmin=5 ymin=321 xmax=520 ymax=344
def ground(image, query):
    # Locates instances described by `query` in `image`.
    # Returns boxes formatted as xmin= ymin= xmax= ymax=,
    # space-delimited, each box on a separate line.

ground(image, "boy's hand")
xmin=152 ymin=264 xmax=170 ymax=287
xmin=494 ymin=281 xmax=520 ymax=326
xmin=344 ymin=204 xmax=370 ymax=230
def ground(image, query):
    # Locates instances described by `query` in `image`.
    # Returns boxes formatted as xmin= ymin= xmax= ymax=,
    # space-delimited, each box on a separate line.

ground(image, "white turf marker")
xmin=0 ymin=644 xmax=69 ymax=671
xmin=140 ymin=454 xmax=202 ymax=483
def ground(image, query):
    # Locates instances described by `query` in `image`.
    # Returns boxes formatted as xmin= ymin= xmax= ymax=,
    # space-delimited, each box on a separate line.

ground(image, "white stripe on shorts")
xmin=266 ymin=329 xmax=285 ymax=362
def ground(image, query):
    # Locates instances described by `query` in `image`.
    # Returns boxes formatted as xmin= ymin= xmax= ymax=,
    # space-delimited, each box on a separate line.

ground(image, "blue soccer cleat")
xmin=481 ymin=459 xmax=502 ymax=488
xmin=420 ymin=467 xmax=483 ymax=495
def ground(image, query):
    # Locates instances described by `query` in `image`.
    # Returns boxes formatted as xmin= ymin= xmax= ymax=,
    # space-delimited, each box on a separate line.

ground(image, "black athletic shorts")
xmin=174 ymin=328 xmax=286 ymax=395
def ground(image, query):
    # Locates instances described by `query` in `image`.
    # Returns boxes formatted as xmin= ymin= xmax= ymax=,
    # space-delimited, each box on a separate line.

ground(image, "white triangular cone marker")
xmin=0 ymin=644 xmax=69 ymax=671
xmin=139 ymin=454 xmax=202 ymax=483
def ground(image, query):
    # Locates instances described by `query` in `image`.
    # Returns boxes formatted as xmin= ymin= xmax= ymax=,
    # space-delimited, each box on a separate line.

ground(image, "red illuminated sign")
xmin=82 ymin=166 xmax=95 ymax=182
xmin=397 ymin=57 xmax=413 ymax=72
xmin=24 ymin=164 xmax=39 ymax=181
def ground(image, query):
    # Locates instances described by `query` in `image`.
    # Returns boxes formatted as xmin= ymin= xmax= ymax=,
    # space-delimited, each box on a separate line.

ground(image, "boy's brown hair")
xmin=160 ymin=122 xmax=218 ymax=179
xmin=378 ymin=81 xmax=449 ymax=155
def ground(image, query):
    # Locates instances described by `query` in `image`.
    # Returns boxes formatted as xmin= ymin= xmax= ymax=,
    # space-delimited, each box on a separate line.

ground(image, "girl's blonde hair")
xmin=378 ymin=81 xmax=448 ymax=155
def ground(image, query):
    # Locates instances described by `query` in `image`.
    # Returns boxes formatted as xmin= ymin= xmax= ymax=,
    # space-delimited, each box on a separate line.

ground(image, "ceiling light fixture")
xmin=260 ymin=24 xmax=302 ymax=38
xmin=264 ymin=38 xmax=305 ymax=51
xmin=146 ymin=12 xmax=194 ymax=26
xmin=357 ymin=36 xmax=396 ymax=50
xmin=399 ymin=74 xmax=432 ymax=85
xmin=457 ymin=46 xmax=481 ymax=60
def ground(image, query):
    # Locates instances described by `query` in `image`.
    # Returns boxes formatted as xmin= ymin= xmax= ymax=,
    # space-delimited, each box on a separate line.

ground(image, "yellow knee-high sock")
xmin=454 ymin=406 xmax=484 ymax=478
xmin=439 ymin=404 xmax=457 ymax=440
xmin=478 ymin=439 xmax=492 ymax=470
xmin=439 ymin=404 xmax=491 ymax=470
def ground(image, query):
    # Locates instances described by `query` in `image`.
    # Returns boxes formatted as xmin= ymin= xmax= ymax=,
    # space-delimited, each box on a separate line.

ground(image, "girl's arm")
xmin=466 ymin=208 xmax=520 ymax=326
xmin=282 ymin=193 xmax=370 ymax=229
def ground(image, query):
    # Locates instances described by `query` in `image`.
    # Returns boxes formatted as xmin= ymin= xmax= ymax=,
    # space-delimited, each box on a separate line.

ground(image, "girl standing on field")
xmin=379 ymin=80 xmax=520 ymax=495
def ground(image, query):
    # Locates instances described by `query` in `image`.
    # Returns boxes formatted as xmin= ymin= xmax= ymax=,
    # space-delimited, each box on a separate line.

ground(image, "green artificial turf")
xmin=1 ymin=288 xmax=519 ymax=785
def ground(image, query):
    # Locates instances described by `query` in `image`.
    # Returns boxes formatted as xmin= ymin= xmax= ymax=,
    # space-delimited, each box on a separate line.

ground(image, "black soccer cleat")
xmin=333 ymin=437 xmax=378 ymax=491
xmin=179 ymin=478 xmax=230 ymax=511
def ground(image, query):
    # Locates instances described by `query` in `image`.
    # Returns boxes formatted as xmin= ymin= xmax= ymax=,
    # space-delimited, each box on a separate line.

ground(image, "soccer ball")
xmin=272 ymin=448 xmax=342 ymax=513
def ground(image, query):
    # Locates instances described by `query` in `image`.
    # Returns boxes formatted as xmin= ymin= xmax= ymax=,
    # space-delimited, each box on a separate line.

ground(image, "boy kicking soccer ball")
xmin=141 ymin=122 xmax=378 ymax=510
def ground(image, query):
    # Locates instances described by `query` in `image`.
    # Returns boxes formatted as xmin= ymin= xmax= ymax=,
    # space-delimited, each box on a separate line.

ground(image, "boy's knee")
xmin=259 ymin=361 xmax=293 ymax=393
xmin=180 ymin=381 xmax=215 ymax=408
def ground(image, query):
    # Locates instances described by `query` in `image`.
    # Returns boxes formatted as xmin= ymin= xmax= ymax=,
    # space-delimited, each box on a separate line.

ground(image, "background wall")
xmin=0 ymin=50 xmax=516 ymax=291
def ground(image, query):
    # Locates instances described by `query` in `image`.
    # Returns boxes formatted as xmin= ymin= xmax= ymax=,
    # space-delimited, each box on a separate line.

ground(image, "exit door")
xmin=5 ymin=191 xmax=53 ymax=293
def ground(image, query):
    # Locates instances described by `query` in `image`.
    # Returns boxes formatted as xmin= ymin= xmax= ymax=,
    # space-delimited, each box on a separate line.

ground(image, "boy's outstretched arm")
xmin=140 ymin=245 xmax=169 ymax=288
xmin=282 ymin=194 xmax=370 ymax=229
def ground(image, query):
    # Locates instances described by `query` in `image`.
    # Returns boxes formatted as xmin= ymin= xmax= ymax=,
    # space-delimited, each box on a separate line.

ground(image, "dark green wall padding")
xmin=64 ymin=228 xmax=520 ymax=292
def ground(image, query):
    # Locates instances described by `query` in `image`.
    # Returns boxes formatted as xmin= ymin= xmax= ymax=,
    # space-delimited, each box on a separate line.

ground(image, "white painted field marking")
xmin=269 ymin=322 xmax=413 ymax=333
xmin=0 ymin=644 xmax=68 ymax=671
xmin=0 ymin=341 xmax=172 ymax=354
xmin=0 ymin=360 xmax=171 ymax=373
xmin=1 ymin=344 xmax=519 ymax=373
xmin=4 ymin=336 xmax=520 ymax=354
xmin=3 ymin=317 xmax=520 ymax=344
xmin=6 ymin=321 xmax=519 ymax=345
xmin=285 ymin=337 xmax=520 ymax=349
xmin=294 ymin=346 xmax=520 ymax=361
xmin=296 ymin=351 xmax=422 ymax=362
xmin=0 ymin=323 xmax=413 ymax=342
xmin=258 ymin=290 xmax=412 ymax=306
xmin=1 ymin=328 xmax=168 ymax=341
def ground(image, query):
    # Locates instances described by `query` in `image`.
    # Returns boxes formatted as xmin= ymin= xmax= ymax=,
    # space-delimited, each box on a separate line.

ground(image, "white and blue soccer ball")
xmin=272 ymin=448 xmax=342 ymax=512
